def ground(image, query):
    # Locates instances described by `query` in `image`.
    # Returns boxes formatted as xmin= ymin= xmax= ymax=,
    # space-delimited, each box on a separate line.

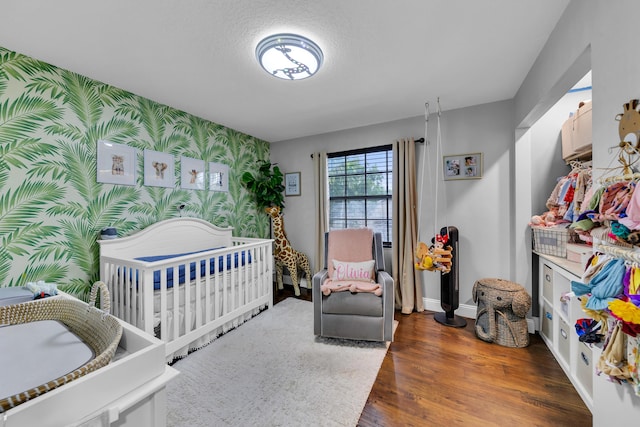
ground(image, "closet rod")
xmin=594 ymin=241 xmax=640 ymax=264
xmin=599 ymin=172 xmax=640 ymax=185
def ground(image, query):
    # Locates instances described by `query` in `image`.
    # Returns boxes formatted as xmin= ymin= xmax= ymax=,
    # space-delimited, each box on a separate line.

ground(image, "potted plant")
xmin=241 ymin=161 xmax=285 ymax=211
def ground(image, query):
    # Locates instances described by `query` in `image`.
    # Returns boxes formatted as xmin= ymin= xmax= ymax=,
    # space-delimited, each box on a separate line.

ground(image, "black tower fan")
xmin=434 ymin=226 xmax=467 ymax=327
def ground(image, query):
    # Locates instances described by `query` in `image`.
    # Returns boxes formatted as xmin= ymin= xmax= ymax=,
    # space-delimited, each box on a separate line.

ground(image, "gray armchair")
xmin=313 ymin=229 xmax=394 ymax=342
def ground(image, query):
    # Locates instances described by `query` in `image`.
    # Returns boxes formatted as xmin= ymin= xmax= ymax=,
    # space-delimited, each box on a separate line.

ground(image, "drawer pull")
xmin=545 ymin=274 xmax=551 ymax=282
xmin=581 ymin=352 xmax=590 ymax=366
xmin=545 ymin=311 xmax=553 ymax=320
xmin=560 ymin=329 xmax=567 ymax=339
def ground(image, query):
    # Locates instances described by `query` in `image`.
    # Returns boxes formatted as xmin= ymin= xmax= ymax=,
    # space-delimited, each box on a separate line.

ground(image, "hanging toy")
xmin=415 ymin=232 xmax=453 ymax=273
xmin=415 ymin=241 xmax=435 ymax=271
xmin=414 ymin=99 xmax=454 ymax=274
xmin=431 ymin=234 xmax=453 ymax=273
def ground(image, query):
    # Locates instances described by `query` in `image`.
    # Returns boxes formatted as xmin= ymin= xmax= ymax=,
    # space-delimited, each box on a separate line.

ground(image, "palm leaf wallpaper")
xmin=0 ymin=46 xmax=271 ymax=298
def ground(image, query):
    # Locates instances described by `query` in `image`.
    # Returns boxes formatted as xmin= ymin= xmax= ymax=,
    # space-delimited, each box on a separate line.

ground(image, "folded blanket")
xmin=321 ymin=278 xmax=382 ymax=296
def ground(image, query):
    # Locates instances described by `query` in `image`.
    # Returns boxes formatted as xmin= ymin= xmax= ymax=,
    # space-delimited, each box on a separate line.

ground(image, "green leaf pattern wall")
xmin=0 ymin=47 xmax=270 ymax=298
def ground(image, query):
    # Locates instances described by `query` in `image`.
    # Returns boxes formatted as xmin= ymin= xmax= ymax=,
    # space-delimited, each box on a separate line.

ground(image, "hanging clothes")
xmin=571 ymin=258 xmax=626 ymax=310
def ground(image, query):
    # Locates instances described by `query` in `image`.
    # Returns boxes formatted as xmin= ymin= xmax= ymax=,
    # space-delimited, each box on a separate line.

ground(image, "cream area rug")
xmin=166 ymin=297 xmax=391 ymax=427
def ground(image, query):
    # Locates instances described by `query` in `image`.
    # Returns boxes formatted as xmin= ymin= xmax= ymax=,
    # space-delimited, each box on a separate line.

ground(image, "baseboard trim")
xmin=423 ymin=297 xmax=476 ymax=319
xmin=280 ymin=274 xmax=310 ymax=288
xmin=529 ymin=317 xmax=539 ymax=334
xmin=423 ymin=298 xmax=537 ymax=334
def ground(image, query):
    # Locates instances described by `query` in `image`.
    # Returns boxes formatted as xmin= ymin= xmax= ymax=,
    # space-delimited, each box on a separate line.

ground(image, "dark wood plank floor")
xmin=274 ymin=285 xmax=592 ymax=427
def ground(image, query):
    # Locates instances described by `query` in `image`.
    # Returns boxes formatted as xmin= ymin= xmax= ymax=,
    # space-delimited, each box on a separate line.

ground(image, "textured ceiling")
xmin=0 ymin=0 xmax=570 ymax=143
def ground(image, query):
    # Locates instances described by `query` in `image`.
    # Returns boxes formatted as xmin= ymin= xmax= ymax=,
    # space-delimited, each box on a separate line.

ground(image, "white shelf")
xmin=537 ymin=256 xmax=594 ymax=412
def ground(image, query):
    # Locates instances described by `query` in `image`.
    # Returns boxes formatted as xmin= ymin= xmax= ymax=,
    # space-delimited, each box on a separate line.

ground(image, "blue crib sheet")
xmin=131 ymin=247 xmax=252 ymax=290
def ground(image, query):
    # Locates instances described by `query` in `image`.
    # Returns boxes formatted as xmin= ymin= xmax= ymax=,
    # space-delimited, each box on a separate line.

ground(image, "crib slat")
xmin=194 ymin=260 xmax=201 ymax=329
xmin=184 ymin=262 xmax=192 ymax=336
xmin=204 ymin=263 xmax=211 ymax=324
xmin=159 ymin=270 xmax=167 ymax=342
xmin=214 ymin=257 xmax=220 ymax=322
xmin=172 ymin=263 xmax=180 ymax=342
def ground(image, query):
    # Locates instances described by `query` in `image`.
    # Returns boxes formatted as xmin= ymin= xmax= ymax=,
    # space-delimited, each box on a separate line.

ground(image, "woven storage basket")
xmin=0 ymin=282 xmax=122 ymax=412
xmin=474 ymin=278 xmax=531 ymax=348
xmin=531 ymin=225 xmax=576 ymax=257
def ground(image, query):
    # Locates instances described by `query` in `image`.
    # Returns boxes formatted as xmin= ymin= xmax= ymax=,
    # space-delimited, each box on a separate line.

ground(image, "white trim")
xmin=423 ymin=297 xmax=537 ymax=334
xmin=422 ymin=297 xmax=476 ymax=319
xmin=280 ymin=274 xmax=310 ymax=289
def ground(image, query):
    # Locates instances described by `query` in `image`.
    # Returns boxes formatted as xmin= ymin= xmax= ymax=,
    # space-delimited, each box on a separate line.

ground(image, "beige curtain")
xmin=314 ymin=152 xmax=328 ymax=272
xmin=392 ymin=139 xmax=424 ymax=314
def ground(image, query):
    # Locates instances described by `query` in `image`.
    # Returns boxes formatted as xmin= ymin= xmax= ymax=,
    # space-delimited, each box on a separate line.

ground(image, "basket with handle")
xmin=0 ymin=281 xmax=123 ymax=412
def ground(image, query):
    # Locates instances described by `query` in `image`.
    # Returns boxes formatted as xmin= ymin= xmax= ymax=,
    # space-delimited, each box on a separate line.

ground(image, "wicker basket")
xmin=531 ymin=225 xmax=576 ymax=257
xmin=474 ymin=278 xmax=531 ymax=348
xmin=0 ymin=282 xmax=122 ymax=412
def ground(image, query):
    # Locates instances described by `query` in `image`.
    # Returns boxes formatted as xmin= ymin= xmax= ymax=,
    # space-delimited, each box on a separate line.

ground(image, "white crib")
xmin=99 ymin=218 xmax=273 ymax=362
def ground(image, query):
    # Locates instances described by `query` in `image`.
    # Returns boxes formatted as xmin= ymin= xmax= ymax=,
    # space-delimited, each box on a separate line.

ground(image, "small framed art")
xmin=144 ymin=149 xmax=175 ymax=188
xmin=181 ymin=156 xmax=205 ymax=190
xmin=285 ymin=172 xmax=301 ymax=196
xmin=96 ymin=140 xmax=137 ymax=186
xmin=443 ymin=152 xmax=483 ymax=180
xmin=209 ymin=162 xmax=229 ymax=192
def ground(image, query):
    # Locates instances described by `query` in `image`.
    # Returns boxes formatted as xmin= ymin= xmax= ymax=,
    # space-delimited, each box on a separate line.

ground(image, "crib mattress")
xmin=0 ymin=320 xmax=94 ymax=401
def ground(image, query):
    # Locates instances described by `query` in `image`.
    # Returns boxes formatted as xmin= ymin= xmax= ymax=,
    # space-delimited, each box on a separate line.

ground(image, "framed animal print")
xmin=285 ymin=172 xmax=301 ymax=196
xmin=209 ymin=162 xmax=229 ymax=192
xmin=180 ymin=156 xmax=205 ymax=190
xmin=96 ymin=140 xmax=137 ymax=186
xmin=144 ymin=149 xmax=175 ymax=188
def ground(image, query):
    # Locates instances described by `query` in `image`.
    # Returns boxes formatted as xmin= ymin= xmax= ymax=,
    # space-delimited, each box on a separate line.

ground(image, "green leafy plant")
xmin=241 ymin=161 xmax=285 ymax=211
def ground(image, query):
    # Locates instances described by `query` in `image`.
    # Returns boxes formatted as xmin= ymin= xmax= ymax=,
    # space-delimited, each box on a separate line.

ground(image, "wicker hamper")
xmin=472 ymin=278 xmax=531 ymax=348
xmin=0 ymin=282 xmax=122 ymax=412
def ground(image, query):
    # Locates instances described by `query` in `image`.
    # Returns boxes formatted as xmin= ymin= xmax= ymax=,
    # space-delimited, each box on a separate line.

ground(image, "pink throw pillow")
xmin=332 ymin=260 xmax=375 ymax=282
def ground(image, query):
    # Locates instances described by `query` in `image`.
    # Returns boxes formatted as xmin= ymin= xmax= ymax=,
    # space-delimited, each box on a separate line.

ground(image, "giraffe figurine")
xmin=265 ymin=206 xmax=312 ymax=296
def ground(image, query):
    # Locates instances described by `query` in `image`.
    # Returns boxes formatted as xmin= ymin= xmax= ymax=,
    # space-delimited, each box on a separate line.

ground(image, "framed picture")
xmin=181 ymin=156 xmax=205 ymax=190
xmin=96 ymin=140 xmax=137 ymax=186
xmin=285 ymin=172 xmax=301 ymax=196
xmin=443 ymin=153 xmax=483 ymax=180
xmin=209 ymin=162 xmax=229 ymax=192
xmin=144 ymin=149 xmax=175 ymax=188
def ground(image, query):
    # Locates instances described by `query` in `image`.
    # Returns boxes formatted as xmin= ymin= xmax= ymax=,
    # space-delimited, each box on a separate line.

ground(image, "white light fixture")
xmin=256 ymin=33 xmax=323 ymax=80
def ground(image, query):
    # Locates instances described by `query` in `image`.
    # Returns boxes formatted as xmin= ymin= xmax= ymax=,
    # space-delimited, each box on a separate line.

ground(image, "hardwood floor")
xmin=274 ymin=285 xmax=592 ymax=426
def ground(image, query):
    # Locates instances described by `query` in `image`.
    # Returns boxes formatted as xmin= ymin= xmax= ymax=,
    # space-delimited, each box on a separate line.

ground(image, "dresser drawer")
xmin=543 ymin=263 xmax=553 ymax=302
xmin=558 ymin=317 xmax=570 ymax=365
xmin=575 ymin=341 xmax=593 ymax=398
xmin=541 ymin=301 xmax=553 ymax=342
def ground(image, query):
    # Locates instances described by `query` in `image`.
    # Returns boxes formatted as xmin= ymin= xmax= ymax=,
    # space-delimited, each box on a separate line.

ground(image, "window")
xmin=328 ymin=145 xmax=393 ymax=245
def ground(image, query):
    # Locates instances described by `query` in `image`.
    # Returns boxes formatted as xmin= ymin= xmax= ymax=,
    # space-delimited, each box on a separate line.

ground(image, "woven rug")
xmin=166 ymin=297 xmax=391 ymax=427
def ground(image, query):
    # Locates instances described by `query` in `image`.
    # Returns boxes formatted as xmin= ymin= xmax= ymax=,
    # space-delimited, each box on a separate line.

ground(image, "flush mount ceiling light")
xmin=256 ymin=33 xmax=323 ymax=80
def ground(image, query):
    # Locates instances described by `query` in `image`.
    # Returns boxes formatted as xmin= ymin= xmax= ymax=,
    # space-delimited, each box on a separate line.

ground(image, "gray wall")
xmin=271 ymin=99 xmax=514 ymax=309
xmin=272 ymin=0 xmax=640 ymax=327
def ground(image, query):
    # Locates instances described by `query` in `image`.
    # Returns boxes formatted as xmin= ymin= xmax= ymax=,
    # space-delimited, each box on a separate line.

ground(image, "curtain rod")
xmin=311 ymin=138 xmax=424 ymax=158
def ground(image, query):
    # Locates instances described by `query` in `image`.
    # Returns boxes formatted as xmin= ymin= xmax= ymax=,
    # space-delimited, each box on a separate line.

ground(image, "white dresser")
xmin=536 ymin=253 xmax=640 ymax=424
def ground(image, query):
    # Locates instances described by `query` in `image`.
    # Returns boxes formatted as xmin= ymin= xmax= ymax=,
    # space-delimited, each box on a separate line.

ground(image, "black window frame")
xmin=327 ymin=144 xmax=393 ymax=247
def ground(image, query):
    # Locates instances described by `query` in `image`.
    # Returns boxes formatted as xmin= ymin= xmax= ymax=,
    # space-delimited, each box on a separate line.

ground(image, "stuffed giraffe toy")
xmin=265 ymin=206 xmax=312 ymax=296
